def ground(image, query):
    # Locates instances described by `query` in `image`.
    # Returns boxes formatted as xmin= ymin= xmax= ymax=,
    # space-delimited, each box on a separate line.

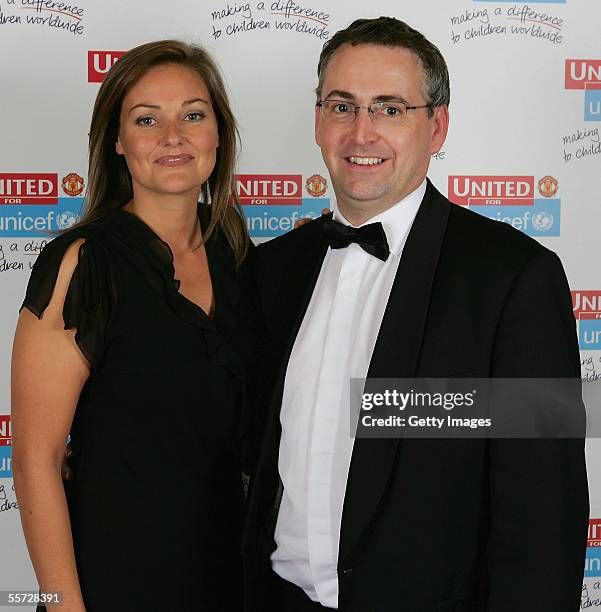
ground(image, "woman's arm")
xmin=11 ymin=239 xmax=90 ymax=612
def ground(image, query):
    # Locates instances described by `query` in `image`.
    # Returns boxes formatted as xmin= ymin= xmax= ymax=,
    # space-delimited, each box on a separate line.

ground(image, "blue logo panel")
xmin=243 ymin=198 xmax=330 ymax=238
xmin=0 ymin=198 xmax=84 ymax=237
xmin=586 ymin=548 xmax=601 ymax=577
xmin=579 ymin=318 xmax=601 ymax=350
xmin=585 ymin=89 xmax=601 ymax=122
xmin=468 ymin=199 xmax=560 ymax=237
xmin=0 ymin=447 xmax=12 ymax=479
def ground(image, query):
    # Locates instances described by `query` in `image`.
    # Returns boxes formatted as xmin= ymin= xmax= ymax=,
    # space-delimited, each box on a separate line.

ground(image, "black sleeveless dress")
xmin=21 ymin=205 xmax=259 ymax=611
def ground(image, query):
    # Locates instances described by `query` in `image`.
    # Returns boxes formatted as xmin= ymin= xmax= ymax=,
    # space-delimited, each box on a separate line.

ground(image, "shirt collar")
xmin=332 ymin=179 xmax=426 ymax=257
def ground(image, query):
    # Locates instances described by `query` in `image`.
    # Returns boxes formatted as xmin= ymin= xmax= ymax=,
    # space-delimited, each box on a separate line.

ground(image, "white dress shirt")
xmin=271 ymin=180 xmax=426 ymax=608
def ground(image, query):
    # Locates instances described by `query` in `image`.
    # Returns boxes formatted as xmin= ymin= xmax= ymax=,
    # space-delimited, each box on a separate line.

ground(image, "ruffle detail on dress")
xmin=110 ymin=205 xmax=247 ymax=382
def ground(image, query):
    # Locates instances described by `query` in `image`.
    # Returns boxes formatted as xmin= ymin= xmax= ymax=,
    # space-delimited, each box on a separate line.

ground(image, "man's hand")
xmin=61 ymin=442 xmax=73 ymax=482
xmin=293 ymin=208 xmax=330 ymax=229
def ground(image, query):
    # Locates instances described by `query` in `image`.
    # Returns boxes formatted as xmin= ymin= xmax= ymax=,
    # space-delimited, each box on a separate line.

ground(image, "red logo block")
xmin=565 ymin=59 xmax=601 ymax=90
xmin=572 ymin=291 xmax=601 ymax=318
xmin=448 ymin=176 xmax=534 ymax=206
xmin=579 ymin=312 xmax=601 ymax=322
xmin=589 ymin=519 xmax=601 ymax=547
xmin=0 ymin=416 xmax=11 ymax=446
xmin=88 ymin=50 xmax=126 ymax=83
xmin=0 ymin=173 xmax=58 ymax=205
xmin=235 ymin=174 xmax=302 ymax=205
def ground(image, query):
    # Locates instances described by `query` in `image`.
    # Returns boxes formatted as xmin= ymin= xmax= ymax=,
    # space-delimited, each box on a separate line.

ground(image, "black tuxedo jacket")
xmin=244 ymin=180 xmax=589 ymax=612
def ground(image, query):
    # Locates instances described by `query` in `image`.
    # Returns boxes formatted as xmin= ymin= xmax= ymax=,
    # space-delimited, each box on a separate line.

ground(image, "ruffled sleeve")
xmin=20 ymin=230 xmax=115 ymax=370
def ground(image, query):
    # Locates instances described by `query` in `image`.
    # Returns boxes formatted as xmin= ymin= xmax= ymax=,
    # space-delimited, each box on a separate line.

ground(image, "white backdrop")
xmin=0 ymin=0 xmax=599 ymax=608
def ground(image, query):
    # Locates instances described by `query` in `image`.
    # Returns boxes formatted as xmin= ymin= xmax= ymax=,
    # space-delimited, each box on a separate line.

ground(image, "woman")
xmin=11 ymin=40 xmax=258 ymax=611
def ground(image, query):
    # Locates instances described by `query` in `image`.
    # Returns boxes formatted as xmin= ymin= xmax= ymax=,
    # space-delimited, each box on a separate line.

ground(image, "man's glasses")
xmin=316 ymin=99 xmax=432 ymax=123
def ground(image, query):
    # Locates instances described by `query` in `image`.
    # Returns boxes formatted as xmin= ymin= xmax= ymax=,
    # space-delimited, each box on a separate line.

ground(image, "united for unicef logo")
xmin=56 ymin=211 xmax=77 ymax=230
xmin=448 ymin=175 xmax=561 ymax=237
xmin=531 ymin=211 xmax=554 ymax=231
xmin=0 ymin=177 xmax=84 ymax=236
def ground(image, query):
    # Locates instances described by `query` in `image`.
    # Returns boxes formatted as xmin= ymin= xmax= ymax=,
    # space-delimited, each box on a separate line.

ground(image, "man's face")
xmin=315 ymin=43 xmax=448 ymax=222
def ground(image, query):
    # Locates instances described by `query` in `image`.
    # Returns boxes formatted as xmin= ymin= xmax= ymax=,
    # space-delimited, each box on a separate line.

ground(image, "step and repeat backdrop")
xmin=0 ymin=0 xmax=599 ymax=608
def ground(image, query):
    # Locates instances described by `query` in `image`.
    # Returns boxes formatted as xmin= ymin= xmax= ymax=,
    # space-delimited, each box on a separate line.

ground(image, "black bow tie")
xmin=322 ymin=215 xmax=390 ymax=262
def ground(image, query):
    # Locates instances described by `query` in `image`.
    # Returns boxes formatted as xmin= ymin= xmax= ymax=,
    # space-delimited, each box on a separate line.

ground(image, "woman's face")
xmin=116 ymin=63 xmax=219 ymax=200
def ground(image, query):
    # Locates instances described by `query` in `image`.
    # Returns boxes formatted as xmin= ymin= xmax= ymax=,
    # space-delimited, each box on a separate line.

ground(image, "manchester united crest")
xmin=305 ymin=174 xmax=327 ymax=197
xmin=538 ymin=175 xmax=558 ymax=198
xmin=62 ymin=173 xmax=85 ymax=197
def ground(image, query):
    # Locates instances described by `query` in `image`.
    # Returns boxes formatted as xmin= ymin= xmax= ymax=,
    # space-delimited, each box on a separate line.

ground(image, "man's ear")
xmin=429 ymin=105 xmax=449 ymax=155
xmin=315 ymin=103 xmax=322 ymax=148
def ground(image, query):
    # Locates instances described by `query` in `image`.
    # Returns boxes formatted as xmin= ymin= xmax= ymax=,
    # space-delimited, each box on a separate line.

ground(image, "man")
xmin=244 ymin=16 xmax=588 ymax=612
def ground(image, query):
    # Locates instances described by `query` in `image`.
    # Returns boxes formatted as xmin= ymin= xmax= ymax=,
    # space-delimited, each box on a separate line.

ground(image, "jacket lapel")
xmin=339 ymin=181 xmax=451 ymax=563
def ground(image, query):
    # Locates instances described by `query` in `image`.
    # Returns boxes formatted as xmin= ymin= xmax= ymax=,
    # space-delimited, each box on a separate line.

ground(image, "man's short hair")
xmin=316 ymin=16 xmax=450 ymax=116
